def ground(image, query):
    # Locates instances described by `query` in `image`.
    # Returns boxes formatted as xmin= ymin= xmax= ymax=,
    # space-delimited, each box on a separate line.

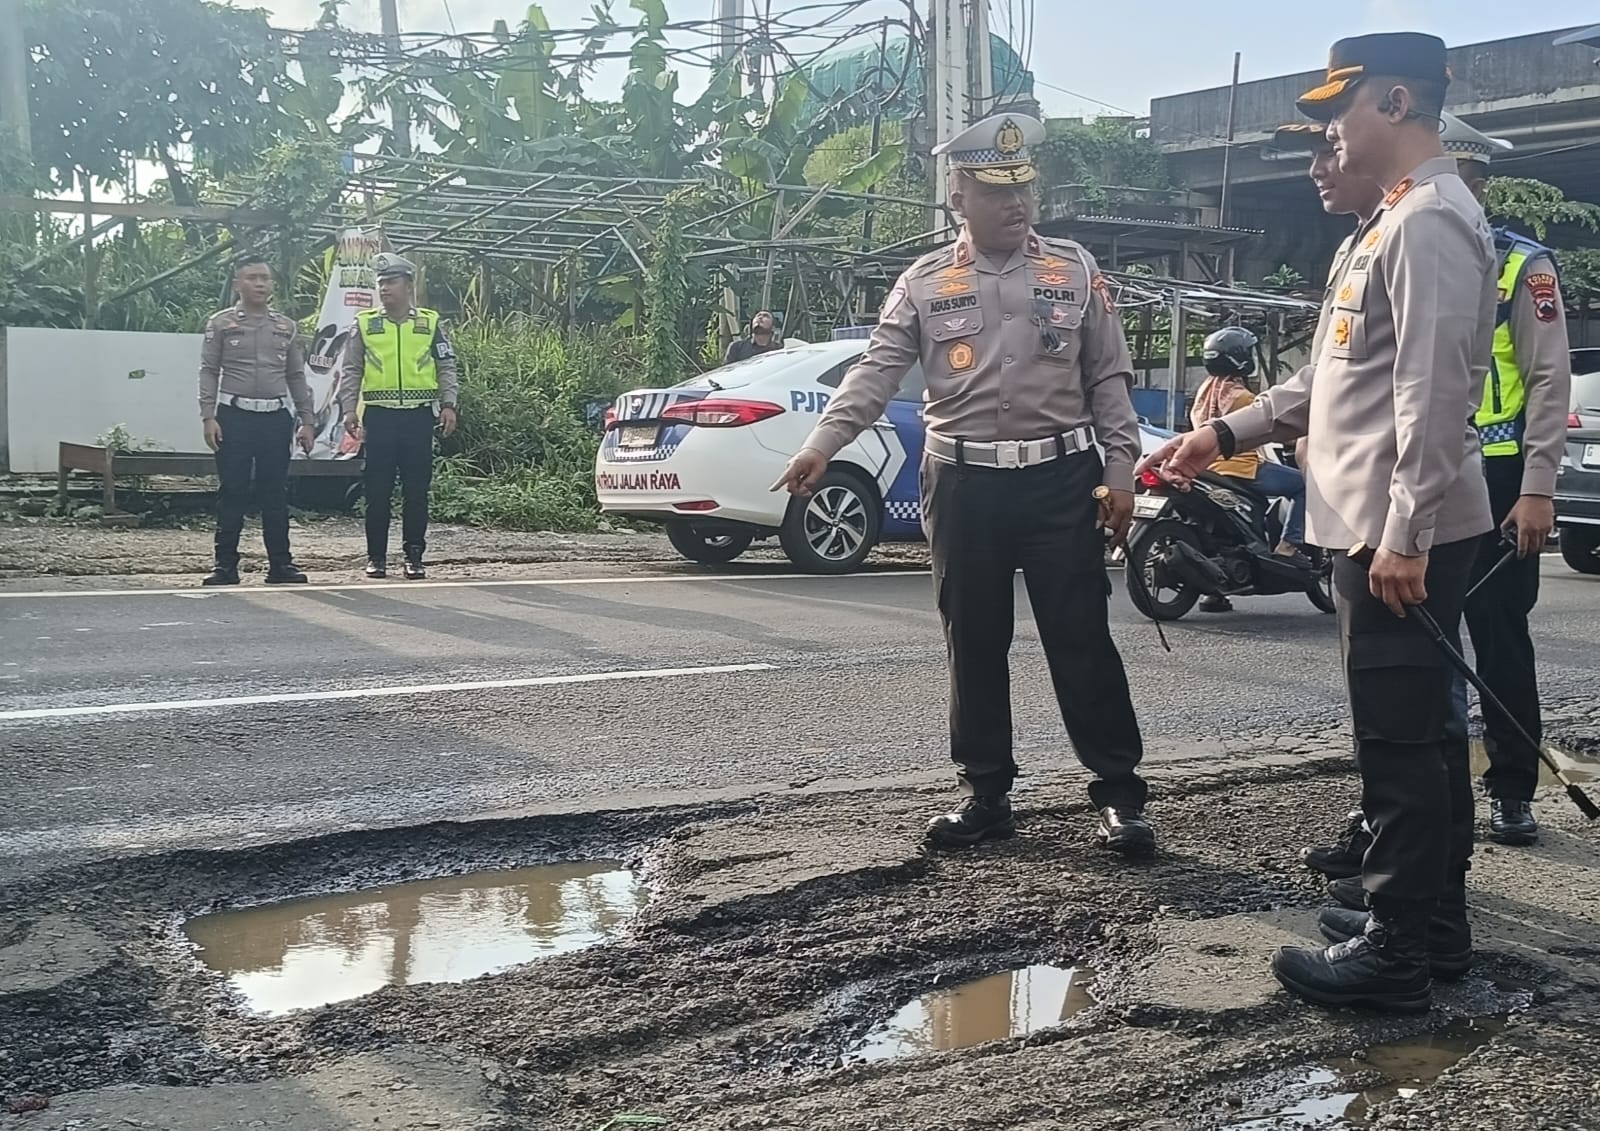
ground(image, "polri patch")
xmin=948 ymin=341 xmax=976 ymax=370
xmin=1032 ymin=286 xmax=1077 ymax=304
xmin=1527 ymin=272 xmax=1560 ymax=323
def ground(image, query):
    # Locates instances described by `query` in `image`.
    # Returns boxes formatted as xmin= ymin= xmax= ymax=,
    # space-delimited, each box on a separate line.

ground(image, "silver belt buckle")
xmin=995 ymin=440 xmax=1023 ymax=469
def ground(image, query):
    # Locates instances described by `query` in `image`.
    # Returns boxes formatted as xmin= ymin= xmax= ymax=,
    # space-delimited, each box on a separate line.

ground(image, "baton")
xmin=1463 ymin=531 xmax=1520 ymax=604
xmin=1349 ymin=543 xmax=1600 ymax=820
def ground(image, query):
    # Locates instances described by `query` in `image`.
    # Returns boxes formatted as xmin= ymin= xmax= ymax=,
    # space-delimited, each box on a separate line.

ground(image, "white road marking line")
xmin=0 ymin=571 xmax=930 ymax=600
xmin=0 ymin=663 xmax=776 ymax=723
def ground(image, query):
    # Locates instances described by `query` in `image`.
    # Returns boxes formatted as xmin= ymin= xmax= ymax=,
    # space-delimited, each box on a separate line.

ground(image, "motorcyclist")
xmin=1188 ymin=327 xmax=1309 ymax=611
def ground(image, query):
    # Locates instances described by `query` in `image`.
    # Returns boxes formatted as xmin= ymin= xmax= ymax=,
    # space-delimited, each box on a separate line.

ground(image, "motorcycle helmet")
xmin=1202 ymin=326 xmax=1258 ymax=379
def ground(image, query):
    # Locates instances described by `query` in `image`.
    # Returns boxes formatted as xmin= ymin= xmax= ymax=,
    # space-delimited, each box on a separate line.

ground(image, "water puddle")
xmin=1470 ymin=739 xmax=1597 ymax=785
xmin=848 ymin=964 xmax=1095 ymax=1062
xmin=185 ymin=861 xmax=646 ymax=1015
xmin=1230 ymin=1016 xmax=1504 ymax=1127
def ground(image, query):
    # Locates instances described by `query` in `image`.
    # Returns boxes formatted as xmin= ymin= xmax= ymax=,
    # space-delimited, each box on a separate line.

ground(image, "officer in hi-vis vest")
xmin=337 ymin=254 xmax=460 ymax=580
xmin=1443 ymin=114 xmax=1572 ymax=844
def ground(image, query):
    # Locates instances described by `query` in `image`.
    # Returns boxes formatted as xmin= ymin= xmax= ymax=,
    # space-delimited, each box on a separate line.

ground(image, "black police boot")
xmin=365 ymin=557 xmax=388 ymax=579
xmin=1489 ymin=799 xmax=1538 ymax=846
xmin=1199 ymin=595 xmax=1233 ymax=613
xmin=202 ymin=563 xmax=240 ymax=587
xmin=1096 ymin=806 xmax=1156 ymax=855
xmin=1317 ymin=883 xmax=1472 ymax=980
xmin=1272 ymin=898 xmax=1433 ymax=1012
xmin=1327 ymin=874 xmax=1367 ymax=911
xmin=403 ymin=557 xmax=427 ymax=580
xmin=1302 ymin=809 xmax=1372 ymax=880
xmin=926 ymin=796 xmax=1015 ymax=848
xmin=265 ymin=561 xmax=309 ymax=585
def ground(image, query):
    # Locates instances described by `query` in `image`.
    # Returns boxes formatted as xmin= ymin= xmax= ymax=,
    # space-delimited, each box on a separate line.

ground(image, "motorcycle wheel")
xmin=1125 ymin=520 xmax=1205 ymax=622
xmin=1305 ymin=547 xmax=1337 ymax=614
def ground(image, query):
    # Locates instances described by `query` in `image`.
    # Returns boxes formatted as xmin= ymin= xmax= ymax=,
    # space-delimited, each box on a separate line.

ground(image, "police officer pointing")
xmin=337 ymin=254 xmax=459 ymax=581
xmin=1147 ymin=33 xmax=1495 ymax=1012
xmin=197 ymin=255 xmax=317 ymax=586
xmin=774 ymin=113 xmax=1155 ymax=855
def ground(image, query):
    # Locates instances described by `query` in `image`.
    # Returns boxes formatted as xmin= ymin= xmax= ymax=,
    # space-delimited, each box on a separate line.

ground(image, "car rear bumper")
xmin=595 ymin=430 xmax=788 ymax=529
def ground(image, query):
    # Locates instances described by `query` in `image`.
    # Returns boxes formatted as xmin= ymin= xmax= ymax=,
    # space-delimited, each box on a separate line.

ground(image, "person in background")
xmin=1188 ymin=326 xmax=1310 ymax=612
xmin=338 ymin=253 xmax=459 ymax=581
xmin=197 ymin=255 xmax=316 ymax=587
xmin=724 ymin=310 xmax=783 ymax=365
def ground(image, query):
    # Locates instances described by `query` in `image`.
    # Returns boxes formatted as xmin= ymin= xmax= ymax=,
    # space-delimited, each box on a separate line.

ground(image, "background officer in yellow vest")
xmin=337 ymin=253 xmax=460 ymax=580
xmin=1443 ymin=114 xmax=1572 ymax=844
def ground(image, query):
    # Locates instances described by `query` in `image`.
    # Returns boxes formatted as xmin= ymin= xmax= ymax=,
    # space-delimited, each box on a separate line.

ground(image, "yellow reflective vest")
xmin=1477 ymin=232 xmax=1552 ymax=458
xmin=356 ymin=307 xmax=443 ymax=409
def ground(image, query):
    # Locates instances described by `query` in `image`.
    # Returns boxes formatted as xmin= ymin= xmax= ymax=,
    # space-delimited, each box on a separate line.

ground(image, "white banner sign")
xmin=298 ymin=227 xmax=388 ymax=459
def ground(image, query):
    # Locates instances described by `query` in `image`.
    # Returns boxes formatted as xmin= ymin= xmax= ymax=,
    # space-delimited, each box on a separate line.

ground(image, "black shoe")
xmin=1199 ymin=595 xmax=1233 ymax=613
xmin=926 ymin=796 xmax=1015 ymax=848
xmin=1328 ymin=874 xmax=1366 ymax=911
xmin=1317 ymin=902 xmax=1472 ymax=981
xmin=403 ymin=558 xmax=427 ymax=580
xmin=1273 ymin=901 xmax=1433 ymax=1013
xmin=265 ymin=563 xmax=308 ymax=585
xmin=1489 ymin=799 xmax=1538 ymax=846
xmin=365 ymin=558 xmax=387 ymax=579
xmin=1096 ymin=806 xmax=1156 ymax=855
xmin=1302 ymin=809 xmax=1372 ymax=880
xmin=201 ymin=565 xmax=240 ymax=587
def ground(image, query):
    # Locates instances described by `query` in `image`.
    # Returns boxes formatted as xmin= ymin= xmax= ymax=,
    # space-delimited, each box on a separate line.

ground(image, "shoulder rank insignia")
xmin=1382 ymin=177 xmax=1415 ymax=208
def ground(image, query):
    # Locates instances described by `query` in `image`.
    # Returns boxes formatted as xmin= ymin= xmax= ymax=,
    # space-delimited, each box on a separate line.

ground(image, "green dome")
xmin=797 ymin=32 xmax=1034 ymax=121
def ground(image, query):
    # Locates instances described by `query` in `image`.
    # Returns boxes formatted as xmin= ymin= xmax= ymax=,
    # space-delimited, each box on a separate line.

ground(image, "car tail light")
xmin=1571 ymin=412 xmax=1583 ymax=430
xmin=673 ymin=500 xmax=719 ymax=512
xmin=662 ymin=399 xmax=785 ymax=427
xmin=1139 ymin=467 xmax=1167 ymax=490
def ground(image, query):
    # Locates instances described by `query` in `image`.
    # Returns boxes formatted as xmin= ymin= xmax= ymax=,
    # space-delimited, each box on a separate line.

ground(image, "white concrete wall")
xmin=3 ymin=327 xmax=206 ymax=473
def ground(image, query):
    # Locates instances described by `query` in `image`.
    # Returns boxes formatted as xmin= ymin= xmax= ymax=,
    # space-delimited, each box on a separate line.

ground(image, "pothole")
xmin=184 ymin=861 xmax=647 ymax=1015
xmin=847 ymin=964 xmax=1096 ymax=1062
xmin=1228 ymin=1016 xmax=1505 ymax=1128
xmin=1471 ymin=739 xmax=1597 ymax=784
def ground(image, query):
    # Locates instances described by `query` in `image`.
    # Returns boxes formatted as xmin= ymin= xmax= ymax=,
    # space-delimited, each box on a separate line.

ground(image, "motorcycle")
xmin=1123 ymin=464 xmax=1336 ymax=622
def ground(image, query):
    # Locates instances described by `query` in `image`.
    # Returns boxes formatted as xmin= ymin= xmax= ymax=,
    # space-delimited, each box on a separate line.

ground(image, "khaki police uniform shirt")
xmin=198 ymin=307 xmax=314 ymax=424
xmin=335 ymin=308 xmax=461 ymax=417
xmin=1223 ymin=156 xmax=1494 ymax=555
xmin=801 ymin=229 xmax=1143 ymax=491
xmin=1499 ymin=248 xmax=1572 ymax=498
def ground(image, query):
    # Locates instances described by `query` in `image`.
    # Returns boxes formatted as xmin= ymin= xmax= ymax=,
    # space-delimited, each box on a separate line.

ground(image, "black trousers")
xmin=1336 ymin=538 xmax=1477 ymax=905
xmin=1464 ymin=456 xmax=1543 ymax=801
xmin=362 ymin=406 xmax=436 ymax=561
xmin=921 ymin=448 xmax=1147 ymax=810
xmin=213 ymin=404 xmax=293 ymax=568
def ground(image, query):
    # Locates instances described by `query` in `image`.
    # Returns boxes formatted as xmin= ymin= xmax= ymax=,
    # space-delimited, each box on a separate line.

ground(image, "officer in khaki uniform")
xmin=1147 ymin=33 xmax=1495 ymax=1013
xmin=197 ymin=255 xmax=317 ymax=586
xmin=774 ymin=113 xmax=1154 ymax=855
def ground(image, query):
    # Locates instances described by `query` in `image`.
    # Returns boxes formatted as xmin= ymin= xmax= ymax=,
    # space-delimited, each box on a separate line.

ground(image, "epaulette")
xmin=904 ymin=245 xmax=959 ymax=280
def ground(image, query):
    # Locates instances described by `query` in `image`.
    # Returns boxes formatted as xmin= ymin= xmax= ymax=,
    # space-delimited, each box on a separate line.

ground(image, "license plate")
xmin=619 ymin=425 xmax=659 ymax=449
xmin=1584 ymin=443 xmax=1600 ymax=469
xmin=1132 ymin=494 xmax=1169 ymax=519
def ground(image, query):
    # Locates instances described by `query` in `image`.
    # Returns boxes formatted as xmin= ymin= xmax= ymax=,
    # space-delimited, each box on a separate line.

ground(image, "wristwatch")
xmin=1208 ymin=418 xmax=1238 ymax=459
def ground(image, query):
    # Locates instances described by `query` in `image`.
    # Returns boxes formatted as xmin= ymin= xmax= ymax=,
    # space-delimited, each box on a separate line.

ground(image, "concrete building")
xmin=1150 ymin=26 xmax=1600 ymax=290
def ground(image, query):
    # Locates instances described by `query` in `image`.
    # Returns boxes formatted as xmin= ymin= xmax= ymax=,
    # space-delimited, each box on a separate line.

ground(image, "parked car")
xmin=595 ymin=339 xmax=1174 ymax=573
xmin=1556 ymin=348 xmax=1600 ymax=575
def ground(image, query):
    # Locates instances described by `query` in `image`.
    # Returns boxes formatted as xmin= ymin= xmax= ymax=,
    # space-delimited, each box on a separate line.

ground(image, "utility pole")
xmin=379 ymin=0 xmax=412 ymax=158
xmin=968 ymin=0 xmax=993 ymax=118
xmin=717 ymin=0 xmax=741 ymax=64
xmin=1218 ymin=51 xmax=1242 ymax=230
xmin=0 ymin=0 xmax=33 ymax=172
xmin=929 ymin=0 xmax=968 ymax=216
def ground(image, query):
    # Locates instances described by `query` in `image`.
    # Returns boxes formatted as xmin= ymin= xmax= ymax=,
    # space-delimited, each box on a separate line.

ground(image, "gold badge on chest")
xmin=948 ymin=341 xmax=976 ymax=370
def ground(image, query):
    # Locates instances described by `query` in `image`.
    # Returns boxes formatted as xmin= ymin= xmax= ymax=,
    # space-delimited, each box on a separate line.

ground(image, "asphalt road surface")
xmin=3 ymin=561 xmax=1597 ymax=878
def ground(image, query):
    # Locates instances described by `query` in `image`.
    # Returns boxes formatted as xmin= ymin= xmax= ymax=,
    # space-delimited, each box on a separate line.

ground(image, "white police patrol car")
xmin=596 ymin=338 xmax=1175 ymax=573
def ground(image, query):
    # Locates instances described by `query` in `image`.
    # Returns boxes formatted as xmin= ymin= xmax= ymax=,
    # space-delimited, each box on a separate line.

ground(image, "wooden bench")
xmin=57 ymin=441 xmax=364 ymax=512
